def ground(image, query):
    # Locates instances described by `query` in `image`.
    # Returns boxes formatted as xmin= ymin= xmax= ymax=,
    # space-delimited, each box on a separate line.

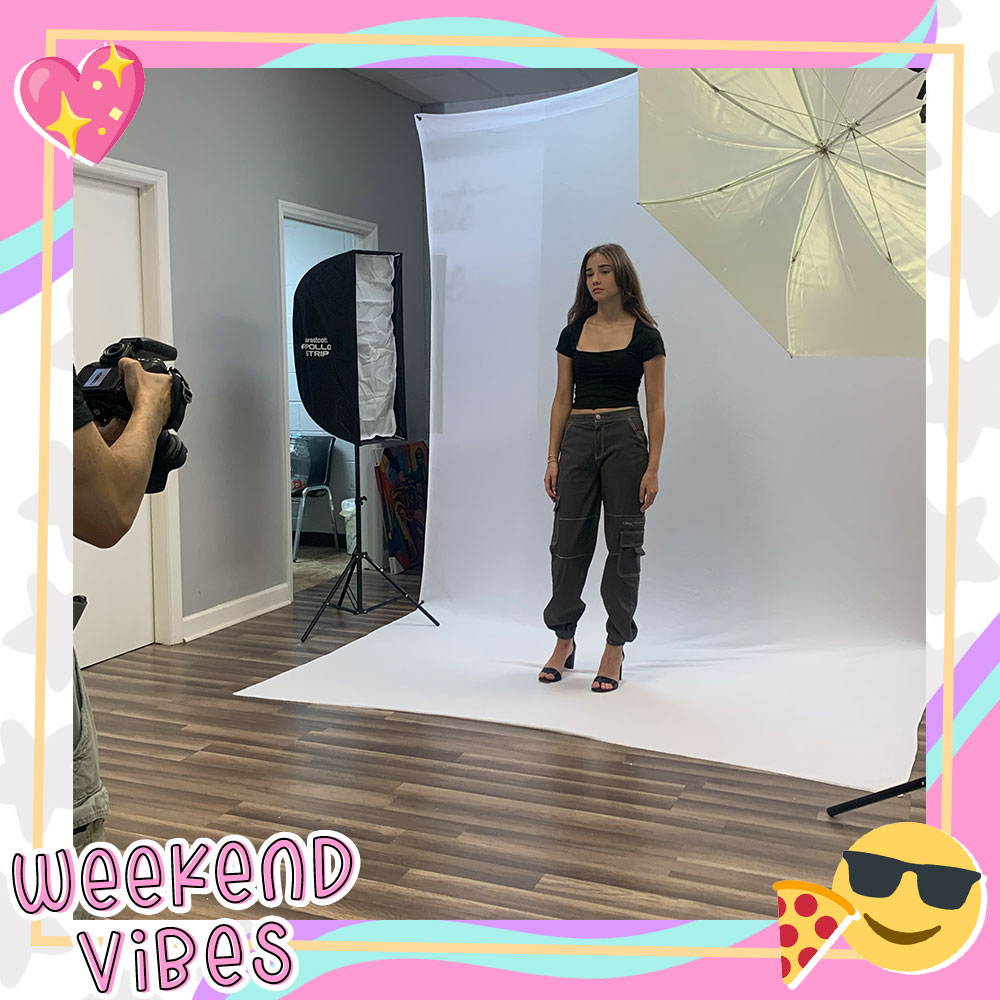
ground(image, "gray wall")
xmin=114 ymin=70 xmax=429 ymax=616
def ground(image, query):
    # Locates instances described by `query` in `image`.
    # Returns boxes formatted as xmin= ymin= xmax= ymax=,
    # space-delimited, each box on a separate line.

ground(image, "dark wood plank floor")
xmin=84 ymin=567 xmax=925 ymax=921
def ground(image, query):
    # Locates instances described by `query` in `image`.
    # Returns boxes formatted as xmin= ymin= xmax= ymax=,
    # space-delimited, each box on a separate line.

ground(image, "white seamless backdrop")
xmin=242 ymin=75 xmax=925 ymax=791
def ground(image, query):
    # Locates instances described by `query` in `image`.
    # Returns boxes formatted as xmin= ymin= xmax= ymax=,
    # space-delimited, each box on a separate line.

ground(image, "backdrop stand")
xmin=301 ymin=439 xmax=440 ymax=642
xmin=826 ymin=777 xmax=926 ymax=818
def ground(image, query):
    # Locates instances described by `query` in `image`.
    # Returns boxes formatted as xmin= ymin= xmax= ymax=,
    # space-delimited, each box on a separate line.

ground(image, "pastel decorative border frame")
xmin=13 ymin=16 xmax=986 ymax=991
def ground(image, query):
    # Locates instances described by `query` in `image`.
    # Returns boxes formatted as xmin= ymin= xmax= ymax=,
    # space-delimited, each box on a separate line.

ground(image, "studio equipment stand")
xmin=827 ymin=777 xmax=926 ymax=818
xmin=301 ymin=439 xmax=440 ymax=642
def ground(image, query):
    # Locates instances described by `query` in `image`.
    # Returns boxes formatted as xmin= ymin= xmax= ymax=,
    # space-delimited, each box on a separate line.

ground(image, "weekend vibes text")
xmin=9 ymin=831 xmax=359 ymax=994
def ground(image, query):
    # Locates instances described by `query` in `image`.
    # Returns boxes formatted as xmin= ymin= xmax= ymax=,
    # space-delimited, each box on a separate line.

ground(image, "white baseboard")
xmin=182 ymin=583 xmax=292 ymax=642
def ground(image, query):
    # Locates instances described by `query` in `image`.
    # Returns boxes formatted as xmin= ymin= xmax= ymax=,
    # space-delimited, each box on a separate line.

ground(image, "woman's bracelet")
xmin=547 ymin=456 xmax=559 ymax=463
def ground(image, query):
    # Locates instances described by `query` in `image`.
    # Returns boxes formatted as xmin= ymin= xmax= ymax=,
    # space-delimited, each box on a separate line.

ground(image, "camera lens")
xmin=146 ymin=432 xmax=188 ymax=494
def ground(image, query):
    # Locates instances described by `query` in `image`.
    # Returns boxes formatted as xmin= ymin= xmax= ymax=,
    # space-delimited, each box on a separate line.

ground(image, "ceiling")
xmin=348 ymin=68 xmax=635 ymax=113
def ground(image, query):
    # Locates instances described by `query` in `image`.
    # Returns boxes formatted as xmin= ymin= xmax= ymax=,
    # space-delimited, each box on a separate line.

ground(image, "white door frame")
xmin=276 ymin=201 xmax=378 ymax=597
xmin=73 ymin=157 xmax=184 ymax=645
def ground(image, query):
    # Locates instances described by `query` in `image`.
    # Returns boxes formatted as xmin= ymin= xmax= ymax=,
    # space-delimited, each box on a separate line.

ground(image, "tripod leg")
xmin=414 ymin=602 xmax=441 ymax=626
xmin=361 ymin=553 xmax=441 ymax=626
xmin=300 ymin=553 xmax=357 ymax=642
xmin=337 ymin=554 xmax=359 ymax=609
xmin=827 ymin=777 xmax=926 ymax=818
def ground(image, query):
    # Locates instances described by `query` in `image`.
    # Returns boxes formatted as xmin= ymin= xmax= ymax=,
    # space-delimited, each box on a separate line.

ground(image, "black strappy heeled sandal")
xmin=592 ymin=648 xmax=624 ymax=693
xmin=539 ymin=639 xmax=576 ymax=683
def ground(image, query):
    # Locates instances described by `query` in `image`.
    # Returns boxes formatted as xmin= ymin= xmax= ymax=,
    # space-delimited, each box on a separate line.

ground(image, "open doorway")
xmin=277 ymin=202 xmax=380 ymax=596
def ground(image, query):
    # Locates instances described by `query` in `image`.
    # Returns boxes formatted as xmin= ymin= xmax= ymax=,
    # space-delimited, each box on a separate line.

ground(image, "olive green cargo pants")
xmin=543 ymin=407 xmax=648 ymax=647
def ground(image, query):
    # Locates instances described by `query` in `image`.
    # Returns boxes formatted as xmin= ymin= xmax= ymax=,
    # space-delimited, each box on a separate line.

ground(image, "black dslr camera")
xmin=77 ymin=338 xmax=193 ymax=494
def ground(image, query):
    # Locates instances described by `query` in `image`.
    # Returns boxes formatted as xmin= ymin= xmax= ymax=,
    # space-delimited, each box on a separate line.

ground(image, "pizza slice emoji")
xmin=773 ymin=880 xmax=860 ymax=988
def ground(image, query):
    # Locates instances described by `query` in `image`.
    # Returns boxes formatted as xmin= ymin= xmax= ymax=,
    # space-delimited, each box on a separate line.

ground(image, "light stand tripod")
xmin=827 ymin=777 xmax=925 ymax=817
xmin=301 ymin=439 xmax=440 ymax=642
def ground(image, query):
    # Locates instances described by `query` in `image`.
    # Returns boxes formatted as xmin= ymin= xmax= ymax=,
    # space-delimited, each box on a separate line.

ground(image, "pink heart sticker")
xmin=15 ymin=42 xmax=144 ymax=164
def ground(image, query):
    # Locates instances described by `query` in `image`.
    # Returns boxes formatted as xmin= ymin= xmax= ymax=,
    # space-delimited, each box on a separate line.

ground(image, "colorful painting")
xmin=375 ymin=442 xmax=429 ymax=571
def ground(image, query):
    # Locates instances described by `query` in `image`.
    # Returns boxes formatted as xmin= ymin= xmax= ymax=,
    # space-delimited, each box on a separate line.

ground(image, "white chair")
xmin=291 ymin=435 xmax=341 ymax=562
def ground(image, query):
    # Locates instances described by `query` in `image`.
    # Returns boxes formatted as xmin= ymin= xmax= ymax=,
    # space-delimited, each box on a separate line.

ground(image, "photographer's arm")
xmin=74 ymin=359 xmax=173 ymax=549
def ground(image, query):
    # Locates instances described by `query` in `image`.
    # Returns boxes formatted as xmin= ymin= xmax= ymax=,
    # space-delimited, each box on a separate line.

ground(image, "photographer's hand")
xmin=74 ymin=362 xmax=174 ymax=549
xmin=120 ymin=357 xmax=174 ymax=427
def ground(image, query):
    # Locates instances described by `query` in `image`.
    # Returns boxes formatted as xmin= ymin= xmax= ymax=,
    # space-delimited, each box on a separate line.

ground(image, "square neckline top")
xmin=574 ymin=316 xmax=639 ymax=354
xmin=556 ymin=316 xmax=665 ymax=410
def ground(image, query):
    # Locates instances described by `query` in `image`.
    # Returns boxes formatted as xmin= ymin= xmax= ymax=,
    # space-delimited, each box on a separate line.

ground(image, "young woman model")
xmin=539 ymin=244 xmax=666 ymax=692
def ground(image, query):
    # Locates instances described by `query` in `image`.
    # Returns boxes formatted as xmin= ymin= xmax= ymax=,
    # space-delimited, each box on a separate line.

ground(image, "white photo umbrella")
xmin=638 ymin=68 xmax=926 ymax=356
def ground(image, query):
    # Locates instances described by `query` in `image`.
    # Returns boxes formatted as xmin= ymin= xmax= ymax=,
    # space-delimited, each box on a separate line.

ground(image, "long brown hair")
xmin=567 ymin=243 xmax=657 ymax=328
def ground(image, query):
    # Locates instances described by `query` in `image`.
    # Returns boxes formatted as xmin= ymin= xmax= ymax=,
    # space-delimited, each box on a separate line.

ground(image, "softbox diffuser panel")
xmin=357 ymin=253 xmax=399 ymax=440
xmin=292 ymin=249 xmax=406 ymax=445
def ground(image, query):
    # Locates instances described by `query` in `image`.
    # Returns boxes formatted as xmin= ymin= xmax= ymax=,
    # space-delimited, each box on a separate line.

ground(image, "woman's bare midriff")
xmin=571 ymin=406 xmax=635 ymax=414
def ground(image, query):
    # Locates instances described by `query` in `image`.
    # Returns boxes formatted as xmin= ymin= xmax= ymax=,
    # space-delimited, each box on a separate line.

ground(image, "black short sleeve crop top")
xmin=556 ymin=317 xmax=665 ymax=410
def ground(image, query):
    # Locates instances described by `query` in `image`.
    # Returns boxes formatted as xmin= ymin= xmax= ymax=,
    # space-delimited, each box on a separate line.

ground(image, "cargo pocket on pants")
xmin=626 ymin=415 xmax=648 ymax=448
xmin=549 ymin=497 xmax=561 ymax=554
xmin=618 ymin=515 xmax=645 ymax=577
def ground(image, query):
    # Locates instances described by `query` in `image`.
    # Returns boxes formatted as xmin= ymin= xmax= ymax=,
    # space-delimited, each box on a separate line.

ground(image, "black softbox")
xmin=292 ymin=250 xmax=406 ymax=445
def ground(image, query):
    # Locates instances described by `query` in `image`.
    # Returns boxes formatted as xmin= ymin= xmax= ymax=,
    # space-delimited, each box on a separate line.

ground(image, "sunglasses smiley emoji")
xmin=832 ymin=822 xmax=987 ymax=973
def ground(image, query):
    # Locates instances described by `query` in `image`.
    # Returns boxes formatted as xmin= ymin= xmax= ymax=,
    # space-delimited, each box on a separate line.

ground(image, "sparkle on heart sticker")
xmin=15 ymin=42 xmax=144 ymax=164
